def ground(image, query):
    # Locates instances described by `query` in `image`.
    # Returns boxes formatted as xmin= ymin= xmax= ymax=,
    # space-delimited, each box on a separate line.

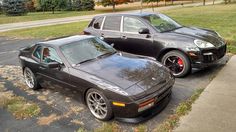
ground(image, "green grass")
xmin=0 ymin=11 xmax=91 ymax=24
xmin=1 ymin=3 xmax=236 ymax=53
xmin=163 ymin=3 xmax=236 ymax=53
xmin=154 ymin=89 xmax=204 ymax=132
xmin=0 ymin=21 xmax=89 ymax=39
xmin=0 ymin=1 xmax=193 ymax=24
xmin=95 ymin=122 xmax=121 ymax=132
xmin=0 ymin=86 xmax=40 ymax=119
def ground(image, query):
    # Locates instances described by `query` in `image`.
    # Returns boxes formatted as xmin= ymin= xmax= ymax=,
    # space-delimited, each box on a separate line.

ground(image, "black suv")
xmin=84 ymin=12 xmax=226 ymax=77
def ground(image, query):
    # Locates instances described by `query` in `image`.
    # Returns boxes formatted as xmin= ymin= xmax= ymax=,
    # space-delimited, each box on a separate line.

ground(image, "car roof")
xmin=94 ymin=12 xmax=159 ymax=18
xmin=39 ymin=35 xmax=95 ymax=47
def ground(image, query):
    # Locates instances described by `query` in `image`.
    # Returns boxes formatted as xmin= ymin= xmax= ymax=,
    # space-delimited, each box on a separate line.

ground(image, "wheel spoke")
xmin=87 ymin=92 xmax=108 ymax=119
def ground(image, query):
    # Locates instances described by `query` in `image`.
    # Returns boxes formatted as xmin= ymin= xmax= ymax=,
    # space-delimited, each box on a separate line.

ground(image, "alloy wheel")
xmin=164 ymin=56 xmax=185 ymax=76
xmin=86 ymin=91 xmax=108 ymax=119
xmin=24 ymin=68 xmax=35 ymax=89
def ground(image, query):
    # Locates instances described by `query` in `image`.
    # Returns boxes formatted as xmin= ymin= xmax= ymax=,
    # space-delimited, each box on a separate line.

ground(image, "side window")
xmin=42 ymin=47 xmax=62 ymax=64
xmin=123 ymin=17 xmax=147 ymax=33
xmin=93 ymin=17 xmax=104 ymax=29
xmin=103 ymin=16 xmax=121 ymax=31
xmin=32 ymin=45 xmax=42 ymax=60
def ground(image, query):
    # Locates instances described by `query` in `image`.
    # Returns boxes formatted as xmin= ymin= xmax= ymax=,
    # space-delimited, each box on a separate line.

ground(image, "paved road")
xmin=0 ymin=37 xmax=229 ymax=131
xmin=0 ymin=1 xmax=223 ymax=32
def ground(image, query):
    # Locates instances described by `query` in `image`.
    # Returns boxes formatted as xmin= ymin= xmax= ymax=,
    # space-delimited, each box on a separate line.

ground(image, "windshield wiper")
xmin=76 ymin=58 xmax=97 ymax=65
xmin=97 ymin=51 xmax=116 ymax=58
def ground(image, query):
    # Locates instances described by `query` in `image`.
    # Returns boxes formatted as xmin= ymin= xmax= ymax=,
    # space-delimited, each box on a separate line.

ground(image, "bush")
xmin=2 ymin=0 xmax=28 ymax=16
xmin=80 ymin=0 xmax=95 ymax=11
xmin=73 ymin=0 xmax=94 ymax=11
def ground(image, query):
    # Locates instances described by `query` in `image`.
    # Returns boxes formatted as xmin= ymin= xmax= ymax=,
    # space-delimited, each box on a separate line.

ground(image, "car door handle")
xmin=39 ymin=66 xmax=46 ymax=70
xmin=121 ymin=35 xmax=127 ymax=40
xmin=101 ymin=33 xmax=104 ymax=37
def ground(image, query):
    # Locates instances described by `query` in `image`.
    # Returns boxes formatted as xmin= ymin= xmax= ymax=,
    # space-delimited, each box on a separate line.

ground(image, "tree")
xmin=73 ymin=0 xmax=94 ymax=11
xmin=143 ymin=0 xmax=160 ymax=11
xmin=97 ymin=0 xmax=131 ymax=12
xmin=26 ymin=0 xmax=36 ymax=11
xmin=80 ymin=0 xmax=95 ymax=11
xmin=2 ymin=0 xmax=28 ymax=16
xmin=36 ymin=0 xmax=67 ymax=13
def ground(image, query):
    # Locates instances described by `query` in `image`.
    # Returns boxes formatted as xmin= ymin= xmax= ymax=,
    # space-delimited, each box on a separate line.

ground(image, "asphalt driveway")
xmin=0 ymin=37 xmax=229 ymax=131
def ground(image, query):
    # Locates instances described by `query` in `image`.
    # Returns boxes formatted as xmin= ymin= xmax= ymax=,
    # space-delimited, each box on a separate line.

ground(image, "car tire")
xmin=23 ymin=67 xmax=41 ymax=90
xmin=161 ymin=50 xmax=191 ymax=77
xmin=86 ymin=88 xmax=113 ymax=121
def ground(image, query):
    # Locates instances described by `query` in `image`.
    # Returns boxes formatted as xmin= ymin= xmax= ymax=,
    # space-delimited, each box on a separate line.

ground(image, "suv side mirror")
xmin=47 ymin=62 xmax=60 ymax=69
xmin=138 ymin=28 xmax=150 ymax=34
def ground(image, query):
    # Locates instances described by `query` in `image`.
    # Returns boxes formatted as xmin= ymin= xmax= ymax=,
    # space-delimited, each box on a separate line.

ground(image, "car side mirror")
xmin=138 ymin=28 xmax=150 ymax=34
xmin=47 ymin=62 xmax=60 ymax=69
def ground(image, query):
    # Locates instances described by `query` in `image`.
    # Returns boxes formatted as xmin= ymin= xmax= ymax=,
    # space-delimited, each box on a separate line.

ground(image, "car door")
xmin=38 ymin=46 xmax=72 ymax=89
xmin=28 ymin=45 xmax=43 ymax=80
xmin=100 ymin=15 xmax=122 ymax=48
xmin=119 ymin=16 xmax=155 ymax=57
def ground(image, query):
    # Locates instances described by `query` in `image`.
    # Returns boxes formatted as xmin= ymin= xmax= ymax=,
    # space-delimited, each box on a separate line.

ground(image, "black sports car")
xmin=84 ymin=12 xmax=227 ymax=77
xmin=18 ymin=35 xmax=175 ymax=123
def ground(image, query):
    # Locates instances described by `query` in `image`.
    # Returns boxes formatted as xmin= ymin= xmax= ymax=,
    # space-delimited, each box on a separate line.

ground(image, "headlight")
xmin=194 ymin=39 xmax=214 ymax=48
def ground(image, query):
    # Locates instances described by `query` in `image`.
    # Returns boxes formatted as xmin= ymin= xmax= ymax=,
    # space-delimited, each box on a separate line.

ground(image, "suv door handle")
xmin=121 ymin=35 xmax=127 ymax=40
xmin=101 ymin=33 xmax=104 ymax=37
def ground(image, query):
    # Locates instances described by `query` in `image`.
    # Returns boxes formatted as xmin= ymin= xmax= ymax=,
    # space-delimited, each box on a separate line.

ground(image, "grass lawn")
xmin=0 ymin=21 xmax=89 ymax=39
xmin=0 ymin=3 xmax=236 ymax=53
xmin=0 ymin=1 xmax=194 ymax=24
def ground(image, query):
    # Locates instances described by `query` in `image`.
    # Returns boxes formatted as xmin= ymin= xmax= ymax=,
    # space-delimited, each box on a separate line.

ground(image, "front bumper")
xmin=112 ymin=86 xmax=172 ymax=123
xmin=189 ymin=44 xmax=226 ymax=68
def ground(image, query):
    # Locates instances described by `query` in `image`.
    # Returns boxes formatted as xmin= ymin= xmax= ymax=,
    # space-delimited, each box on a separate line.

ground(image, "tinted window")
xmin=93 ymin=17 xmax=104 ymax=29
xmin=123 ymin=17 xmax=147 ymax=33
xmin=88 ymin=18 xmax=95 ymax=27
xmin=103 ymin=16 xmax=121 ymax=31
xmin=33 ymin=46 xmax=42 ymax=60
xmin=42 ymin=47 xmax=62 ymax=64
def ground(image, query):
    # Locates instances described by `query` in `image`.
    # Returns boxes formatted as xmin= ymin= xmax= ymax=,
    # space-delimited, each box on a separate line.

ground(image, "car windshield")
xmin=60 ymin=37 xmax=116 ymax=65
xmin=142 ymin=14 xmax=182 ymax=32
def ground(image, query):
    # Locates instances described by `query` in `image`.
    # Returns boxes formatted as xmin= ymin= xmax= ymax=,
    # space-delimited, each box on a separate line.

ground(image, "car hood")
xmin=75 ymin=53 xmax=173 ymax=97
xmin=170 ymin=27 xmax=225 ymax=47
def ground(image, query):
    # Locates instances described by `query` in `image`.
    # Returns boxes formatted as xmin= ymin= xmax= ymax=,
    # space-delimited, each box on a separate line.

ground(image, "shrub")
xmin=73 ymin=0 xmax=94 ymax=11
xmin=80 ymin=0 xmax=95 ymax=11
xmin=2 ymin=0 xmax=28 ymax=16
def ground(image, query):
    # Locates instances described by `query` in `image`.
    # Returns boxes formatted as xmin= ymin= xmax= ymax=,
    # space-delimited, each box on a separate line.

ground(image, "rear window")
xmin=88 ymin=18 xmax=95 ymax=27
xmin=103 ymin=16 xmax=121 ymax=31
xmin=93 ymin=17 xmax=104 ymax=29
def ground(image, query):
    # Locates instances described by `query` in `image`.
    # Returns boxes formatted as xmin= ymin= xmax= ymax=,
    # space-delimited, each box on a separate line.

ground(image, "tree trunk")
xmin=140 ymin=0 xmax=143 ymax=13
xmin=172 ymin=0 xmax=174 ymax=5
xmin=112 ymin=4 xmax=115 ymax=12
xmin=164 ymin=0 xmax=166 ymax=6
xmin=151 ymin=2 xmax=154 ymax=12
xmin=192 ymin=0 xmax=194 ymax=3
xmin=52 ymin=7 xmax=55 ymax=14
xmin=156 ymin=1 xmax=159 ymax=7
xmin=213 ymin=0 xmax=215 ymax=5
xmin=203 ymin=0 xmax=205 ymax=5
